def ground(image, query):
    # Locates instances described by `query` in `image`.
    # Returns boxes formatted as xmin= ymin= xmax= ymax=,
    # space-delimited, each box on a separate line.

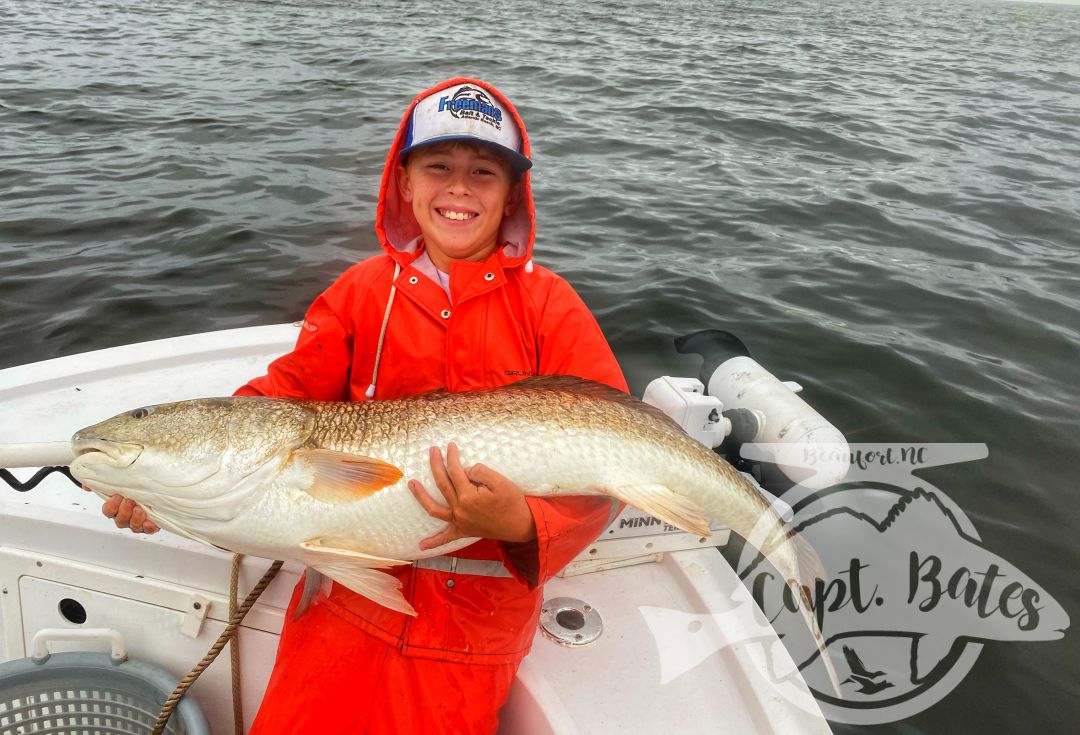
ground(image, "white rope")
xmin=366 ymin=262 xmax=401 ymax=399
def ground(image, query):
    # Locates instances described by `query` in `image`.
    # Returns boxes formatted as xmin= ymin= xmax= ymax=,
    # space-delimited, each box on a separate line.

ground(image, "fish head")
xmin=71 ymin=397 xmax=315 ymax=514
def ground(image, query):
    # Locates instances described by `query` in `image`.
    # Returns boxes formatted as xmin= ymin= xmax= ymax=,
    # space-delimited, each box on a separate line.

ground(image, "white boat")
xmin=0 ymin=324 xmax=834 ymax=734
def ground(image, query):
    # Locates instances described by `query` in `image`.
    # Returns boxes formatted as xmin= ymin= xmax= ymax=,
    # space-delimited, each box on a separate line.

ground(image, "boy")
xmin=103 ymin=78 xmax=626 ymax=733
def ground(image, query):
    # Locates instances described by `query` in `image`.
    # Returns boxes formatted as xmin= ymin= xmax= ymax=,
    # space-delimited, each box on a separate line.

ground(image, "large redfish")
xmin=70 ymin=376 xmax=831 ymax=680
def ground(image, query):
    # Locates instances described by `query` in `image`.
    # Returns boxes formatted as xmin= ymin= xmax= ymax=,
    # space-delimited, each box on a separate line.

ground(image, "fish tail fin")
xmin=797 ymin=583 xmax=843 ymax=698
xmin=764 ymin=532 xmax=843 ymax=699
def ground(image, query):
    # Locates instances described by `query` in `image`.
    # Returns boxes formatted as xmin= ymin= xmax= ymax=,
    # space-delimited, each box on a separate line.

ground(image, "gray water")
xmin=2 ymin=0 xmax=1078 ymax=731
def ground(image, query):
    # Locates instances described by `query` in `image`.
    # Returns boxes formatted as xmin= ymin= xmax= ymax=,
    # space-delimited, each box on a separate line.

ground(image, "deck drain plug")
xmin=539 ymin=597 xmax=602 ymax=646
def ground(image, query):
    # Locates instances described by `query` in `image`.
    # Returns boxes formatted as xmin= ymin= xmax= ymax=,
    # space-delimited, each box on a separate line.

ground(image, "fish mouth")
xmin=71 ymin=437 xmax=143 ymax=468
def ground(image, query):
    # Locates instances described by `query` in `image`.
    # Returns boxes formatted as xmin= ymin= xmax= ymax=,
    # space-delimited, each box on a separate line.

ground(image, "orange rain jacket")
xmin=240 ymin=78 xmax=627 ymax=734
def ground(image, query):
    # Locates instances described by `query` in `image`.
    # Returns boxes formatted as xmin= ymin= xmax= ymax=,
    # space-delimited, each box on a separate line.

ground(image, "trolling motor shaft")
xmin=0 ymin=442 xmax=75 ymax=469
xmin=0 ymin=442 xmax=78 ymax=492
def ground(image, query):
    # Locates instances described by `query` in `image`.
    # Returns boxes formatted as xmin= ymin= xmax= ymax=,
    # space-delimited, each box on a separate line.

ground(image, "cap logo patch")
xmin=437 ymin=86 xmax=503 ymax=131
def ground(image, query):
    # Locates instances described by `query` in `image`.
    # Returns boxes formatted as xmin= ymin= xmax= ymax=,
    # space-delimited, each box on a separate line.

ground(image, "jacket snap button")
xmin=408 ymin=276 xmax=419 ymax=285
xmin=446 ymin=578 xmax=455 ymax=588
xmin=484 ymin=272 xmax=495 ymax=281
xmin=440 ymin=309 xmax=451 ymax=319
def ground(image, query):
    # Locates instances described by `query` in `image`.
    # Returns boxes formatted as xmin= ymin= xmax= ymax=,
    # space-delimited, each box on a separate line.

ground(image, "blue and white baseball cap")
xmin=400 ymin=82 xmax=532 ymax=177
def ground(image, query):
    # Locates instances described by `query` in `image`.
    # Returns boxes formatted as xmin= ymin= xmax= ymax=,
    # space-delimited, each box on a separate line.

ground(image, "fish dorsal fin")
xmin=292 ymin=448 xmax=403 ymax=503
xmin=299 ymin=539 xmax=415 ymax=616
xmin=501 ymin=375 xmax=626 ymax=397
xmin=499 ymin=376 xmax=683 ymax=429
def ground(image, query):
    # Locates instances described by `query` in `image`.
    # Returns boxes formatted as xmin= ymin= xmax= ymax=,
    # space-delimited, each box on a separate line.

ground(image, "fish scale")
xmin=222 ymin=382 xmax=771 ymax=563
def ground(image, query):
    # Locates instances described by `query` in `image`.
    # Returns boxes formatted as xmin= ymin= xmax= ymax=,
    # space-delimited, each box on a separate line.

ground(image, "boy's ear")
xmin=396 ymin=164 xmax=413 ymax=203
xmin=504 ymin=180 xmax=524 ymax=216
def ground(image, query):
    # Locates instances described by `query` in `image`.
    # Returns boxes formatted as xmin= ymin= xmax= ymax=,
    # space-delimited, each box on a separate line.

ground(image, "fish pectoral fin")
xmin=299 ymin=539 xmax=416 ymax=616
xmin=292 ymin=448 xmax=404 ymax=503
xmin=606 ymin=484 xmax=711 ymax=537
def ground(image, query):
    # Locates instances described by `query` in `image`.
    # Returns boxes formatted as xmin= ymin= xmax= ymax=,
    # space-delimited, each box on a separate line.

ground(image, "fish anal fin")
xmin=605 ymin=484 xmax=710 ymax=537
xmin=299 ymin=538 xmax=415 ymax=616
xmin=292 ymin=448 xmax=403 ymax=503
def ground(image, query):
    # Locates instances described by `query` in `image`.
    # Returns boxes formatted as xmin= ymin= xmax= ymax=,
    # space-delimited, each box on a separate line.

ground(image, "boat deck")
xmin=0 ymin=324 xmax=831 ymax=734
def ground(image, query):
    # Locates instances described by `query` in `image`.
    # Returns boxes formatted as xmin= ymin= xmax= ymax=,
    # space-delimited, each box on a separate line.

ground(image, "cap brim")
xmin=399 ymin=135 xmax=532 ymax=177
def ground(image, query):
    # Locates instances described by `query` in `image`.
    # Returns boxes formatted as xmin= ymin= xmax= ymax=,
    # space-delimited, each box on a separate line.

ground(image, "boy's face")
xmin=397 ymin=142 xmax=517 ymax=271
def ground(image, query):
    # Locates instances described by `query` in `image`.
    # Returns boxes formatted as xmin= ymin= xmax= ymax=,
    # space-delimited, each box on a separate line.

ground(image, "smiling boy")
xmin=399 ymin=142 xmax=518 ymax=268
xmin=102 ymin=78 xmax=626 ymax=733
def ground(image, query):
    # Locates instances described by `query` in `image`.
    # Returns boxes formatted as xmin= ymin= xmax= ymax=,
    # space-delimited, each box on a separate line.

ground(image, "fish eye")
xmin=130 ymin=407 xmax=154 ymax=419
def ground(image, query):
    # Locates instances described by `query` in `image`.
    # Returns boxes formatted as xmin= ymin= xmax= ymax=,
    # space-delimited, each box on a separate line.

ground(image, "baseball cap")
xmin=400 ymin=82 xmax=532 ymax=177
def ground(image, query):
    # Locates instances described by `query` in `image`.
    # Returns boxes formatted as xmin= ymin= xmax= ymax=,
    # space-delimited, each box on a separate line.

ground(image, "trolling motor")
xmin=643 ymin=330 xmax=849 ymax=491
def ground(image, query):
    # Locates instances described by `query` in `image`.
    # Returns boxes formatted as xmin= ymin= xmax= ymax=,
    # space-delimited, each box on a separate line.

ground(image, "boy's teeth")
xmin=440 ymin=209 xmax=474 ymax=221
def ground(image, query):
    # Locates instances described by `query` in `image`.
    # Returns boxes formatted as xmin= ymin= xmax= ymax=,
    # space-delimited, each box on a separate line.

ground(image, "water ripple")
xmin=2 ymin=1 xmax=1079 ymax=731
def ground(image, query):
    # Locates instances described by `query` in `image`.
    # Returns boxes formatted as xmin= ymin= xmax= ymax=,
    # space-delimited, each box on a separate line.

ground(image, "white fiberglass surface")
xmin=0 ymin=324 xmax=831 ymax=734
xmin=0 ymin=324 xmax=300 ymax=511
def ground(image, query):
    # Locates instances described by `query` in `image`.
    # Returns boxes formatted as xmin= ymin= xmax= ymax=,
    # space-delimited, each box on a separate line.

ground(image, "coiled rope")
xmin=151 ymin=556 xmax=283 ymax=735
xmin=0 ymin=466 xmax=79 ymax=492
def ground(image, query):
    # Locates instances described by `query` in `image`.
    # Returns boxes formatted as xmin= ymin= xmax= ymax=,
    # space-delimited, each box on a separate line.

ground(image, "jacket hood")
xmin=373 ymin=76 xmax=537 ymax=269
xmin=375 ymin=77 xmax=536 ymax=269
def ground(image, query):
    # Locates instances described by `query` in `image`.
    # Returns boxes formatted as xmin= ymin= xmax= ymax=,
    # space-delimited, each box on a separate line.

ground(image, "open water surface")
xmin=2 ymin=0 xmax=1079 ymax=732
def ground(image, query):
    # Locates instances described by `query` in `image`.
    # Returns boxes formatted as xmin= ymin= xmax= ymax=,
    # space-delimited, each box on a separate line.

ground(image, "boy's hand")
xmin=408 ymin=443 xmax=536 ymax=551
xmin=82 ymin=485 xmax=159 ymax=534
